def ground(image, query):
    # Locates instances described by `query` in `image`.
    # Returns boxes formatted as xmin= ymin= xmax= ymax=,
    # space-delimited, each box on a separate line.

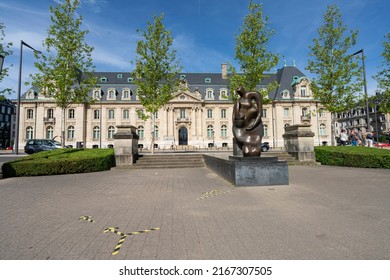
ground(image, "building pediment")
xmin=170 ymin=91 xmax=203 ymax=104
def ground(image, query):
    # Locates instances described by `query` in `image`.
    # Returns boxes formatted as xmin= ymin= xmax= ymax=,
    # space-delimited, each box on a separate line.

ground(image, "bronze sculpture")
xmin=232 ymin=87 xmax=264 ymax=157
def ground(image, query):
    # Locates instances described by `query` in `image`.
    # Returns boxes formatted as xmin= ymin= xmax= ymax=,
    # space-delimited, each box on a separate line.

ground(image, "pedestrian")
xmin=340 ymin=129 xmax=348 ymax=146
xmin=365 ymin=131 xmax=374 ymax=147
xmin=349 ymin=130 xmax=358 ymax=146
xmin=356 ymin=130 xmax=363 ymax=146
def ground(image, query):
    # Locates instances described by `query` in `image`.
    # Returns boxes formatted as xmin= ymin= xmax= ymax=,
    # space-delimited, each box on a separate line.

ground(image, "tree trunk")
xmin=151 ymin=113 xmax=155 ymax=154
xmin=61 ymin=107 xmax=66 ymax=147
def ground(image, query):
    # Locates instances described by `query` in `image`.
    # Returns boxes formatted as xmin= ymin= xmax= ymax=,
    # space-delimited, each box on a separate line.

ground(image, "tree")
xmin=306 ymin=4 xmax=362 ymax=145
xmin=0 ymin=22 xmax=13 ymax=97
xmin=133 ymin=14 xmax=182 ymax=154
xmin=31 ymin=0 xmax=96 ymax=146
xmin=373 ymin=32 xmax=390 ymax=113
xmin=228 ymin=1 xmax=279 ymax=101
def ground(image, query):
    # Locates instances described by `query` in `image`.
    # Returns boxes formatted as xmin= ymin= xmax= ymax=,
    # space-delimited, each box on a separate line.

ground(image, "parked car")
xmin=24 ymin=139 xmax=62 ymax=154
xmin=261 ymin=142 xmax=270 ymax=152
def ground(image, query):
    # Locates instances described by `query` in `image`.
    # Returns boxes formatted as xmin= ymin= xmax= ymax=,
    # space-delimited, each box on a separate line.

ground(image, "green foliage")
xmin=306 ymin=5 xmax=363 ymax=113
xmin=0 ymin=22 xmax=13 ymax=95
xmin=133 ymin=14 xmax=182 ymax=114
xmin=1 ymin=148 xmax=115 ymax=178
xmin=132 ymin=14 xmax=182 ymax=153
xmin=314 ymin=146 xmax=390 ymax=169
xmin=373 ymin=33 xmax=390 ymax=113
xmin=30 ymin=0 xmax=97 ymax=109
xmin=228 ymin=1 xmax=279 ymax=101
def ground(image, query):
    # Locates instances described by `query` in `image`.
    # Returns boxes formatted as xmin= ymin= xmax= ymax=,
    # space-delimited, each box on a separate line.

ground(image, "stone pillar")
xmin=113 ymin=125 xmax=139 ymax=166
xmin=283 ymin=124 xmax=315 ymax=162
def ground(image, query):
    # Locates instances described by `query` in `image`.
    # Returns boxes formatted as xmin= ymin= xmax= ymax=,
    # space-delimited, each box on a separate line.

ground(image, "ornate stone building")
xmin=16 ymin=65 xmax=332 ymax=151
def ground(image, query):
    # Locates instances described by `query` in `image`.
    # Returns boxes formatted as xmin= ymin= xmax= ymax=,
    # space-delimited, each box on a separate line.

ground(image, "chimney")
xmin=221 ymin=63 xmax=228 ymax=79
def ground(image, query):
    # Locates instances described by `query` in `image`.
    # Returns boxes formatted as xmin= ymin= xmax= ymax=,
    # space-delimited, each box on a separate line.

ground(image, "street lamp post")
xmin=15 ymin=40 xmax=41 ymax=155
xmin=374 ymin=100 xmax=379 ymax=142
xmin=99 ymin=90 xmax=104 ymax=148
xmin=351 ymin=49 xmax=370 ymax=132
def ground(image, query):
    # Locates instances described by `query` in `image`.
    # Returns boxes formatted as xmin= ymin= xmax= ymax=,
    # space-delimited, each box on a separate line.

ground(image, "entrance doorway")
xmin=178 ymin=127 xmax=188 ymax=145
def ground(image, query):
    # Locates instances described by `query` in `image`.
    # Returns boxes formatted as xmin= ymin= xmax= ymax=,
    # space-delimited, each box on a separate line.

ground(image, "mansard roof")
xmin=269 ymin=66 xmax=307 ymax=100
xmin=20 ymin=66 xmax=309 ymax=102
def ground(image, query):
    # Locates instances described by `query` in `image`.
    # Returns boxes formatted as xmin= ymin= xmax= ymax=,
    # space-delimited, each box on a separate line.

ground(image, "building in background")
xmin=15 ymin=64 xmax=332 ymax=151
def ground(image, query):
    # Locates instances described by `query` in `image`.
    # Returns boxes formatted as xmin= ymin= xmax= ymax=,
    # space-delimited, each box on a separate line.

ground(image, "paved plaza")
xmin=0 ymin=164 xmax=389 ymax=260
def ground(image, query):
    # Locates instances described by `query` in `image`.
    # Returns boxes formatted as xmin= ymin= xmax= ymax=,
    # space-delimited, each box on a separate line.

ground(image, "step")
xmin=129 ymin=154 xmax=205 ymax=169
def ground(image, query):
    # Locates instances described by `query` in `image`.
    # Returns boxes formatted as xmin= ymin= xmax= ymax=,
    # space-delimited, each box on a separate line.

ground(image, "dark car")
xmin=24 ymin=139 xmax=62 ymax=154
xmin=261 ymin=142 xmax=270 ymax=152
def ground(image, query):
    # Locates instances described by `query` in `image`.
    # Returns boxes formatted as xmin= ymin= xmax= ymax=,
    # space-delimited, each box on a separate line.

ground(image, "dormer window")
xmin=205 ymin=78 xmax=211 ymax=83
xmin=122 ymin=88 xmax=132 ymax=100
xmin=127 ymin=77 xmax=134 ymax=83
xmin=117 ymin=74 xmax=123 ymax=78
xmin=180 ymin=74 xmax=186 ymax=79
xmin=219 ymin=89 xmax=228 ymax=100
xmin=100 ymin=77 xmax=107 ymax=82
xmin=301 ymin=86 xmax=307 ymax=97
xmin=93 ymin=89 xmax=102 ymax=100
xmin=206 ymin=89 xmax=214 ymax=100
xmin=107 ymin=89 xmax=116 ymax=100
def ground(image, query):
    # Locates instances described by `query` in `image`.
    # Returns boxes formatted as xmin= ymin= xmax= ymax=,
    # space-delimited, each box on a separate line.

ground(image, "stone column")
xmin=113 ymin=125 xmax=139 ymax=166
xmin=283 ymin=124 xmax=315 ymax=162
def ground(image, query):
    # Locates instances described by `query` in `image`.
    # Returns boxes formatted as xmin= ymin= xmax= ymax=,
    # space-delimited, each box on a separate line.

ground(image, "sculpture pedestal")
xmin=113 ymin=125 xmax=139 ymax=166
xmin=203 ymin=155 xmax=289 ymax=186
xmin=283 ymin=124 xmax=316 ymax=163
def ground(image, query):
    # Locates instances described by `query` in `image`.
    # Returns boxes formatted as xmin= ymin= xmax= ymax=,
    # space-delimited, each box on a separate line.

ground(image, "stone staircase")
xmin=129 ymin=153 xmax=205 ymax=169
xmin=263 ymin=151 xmax=318 ymax=165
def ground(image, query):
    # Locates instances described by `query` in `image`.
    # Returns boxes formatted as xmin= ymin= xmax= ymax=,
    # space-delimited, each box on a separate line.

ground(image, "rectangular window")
xmin=262 ymin=109 xmax=267 ymax=118
xmin=68 ymin=109 xmax=75 ymax=119
xmin=123 ymin=109 xmax=130 ymax=119
xmin=108 ymin=109 xmax=115 ymax=119
xmin=301 ymin=87 xmax=307 ymax=97
xmin=180 ymin=109 xmax=186 ymax=119
xmin=283 ymin=108 xmax=289 ymax=117
xmin=94 ymin=109 xmax=100 ymax=120
xmin=221 ymin=109 xmax=227 ymax=119
xmin=27 ymin=109 xmax=34 ymax=119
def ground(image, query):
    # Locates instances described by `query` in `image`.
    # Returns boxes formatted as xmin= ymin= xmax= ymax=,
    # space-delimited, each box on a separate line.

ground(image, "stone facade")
xmin=15 ymin=65 xmax=332 ymax=152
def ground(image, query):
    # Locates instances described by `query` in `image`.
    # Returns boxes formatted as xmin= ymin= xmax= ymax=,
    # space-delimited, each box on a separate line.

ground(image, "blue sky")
xmin=0 ymin=0 xmax=389 ymax=99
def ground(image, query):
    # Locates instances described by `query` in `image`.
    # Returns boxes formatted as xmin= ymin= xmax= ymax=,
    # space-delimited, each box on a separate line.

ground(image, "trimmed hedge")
xmin=314 ymin=146 xmax=390 ymax=169
xmin=2 ymin=148 xmax=116 ymax=178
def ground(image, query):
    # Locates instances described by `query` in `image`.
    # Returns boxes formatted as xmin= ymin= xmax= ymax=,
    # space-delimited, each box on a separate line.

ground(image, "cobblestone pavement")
xmin=0 ymin=165 xmax=389 ymax=260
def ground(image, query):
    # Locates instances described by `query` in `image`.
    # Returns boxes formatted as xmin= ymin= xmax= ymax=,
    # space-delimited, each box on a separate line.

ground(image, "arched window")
xmin=108 ymin=126 xmax=115 ymax=139
xmin=137 ymin=126 xmax=144 ymax=139
xmin=221 ymin=125 xmax=227 ymax=138
xmin=319 ymin=124 xmax=326 ymax=136
xmin=26 ymin=126 xmax=34 ymax=140
xmin=221 ymin=109 xmax=227 ymax=119
xmin=207 ymin=109 xmax=213 ymax=118
xmin=207 ymin=125 xmax=214 ymax=138
xmin=46 ymin=126 xmax=54 ymax=139
xmin=93 ymin=126 xmax=100 ymax=139
xmin=67 ymin=126 xmax=75 ymax=139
